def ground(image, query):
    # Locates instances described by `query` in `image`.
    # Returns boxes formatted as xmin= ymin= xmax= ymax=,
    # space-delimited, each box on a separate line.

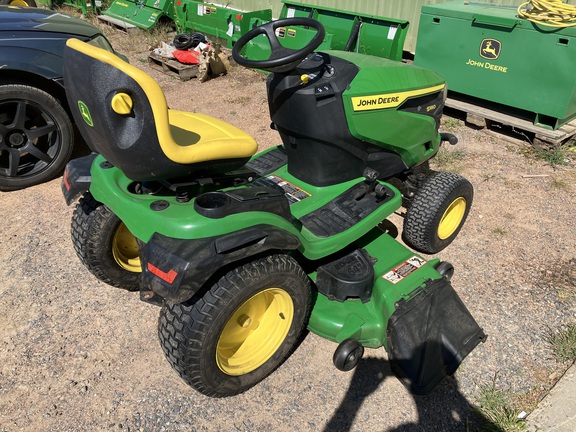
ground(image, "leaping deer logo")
xmin=480 ymin=39 xmax=501 ymax=60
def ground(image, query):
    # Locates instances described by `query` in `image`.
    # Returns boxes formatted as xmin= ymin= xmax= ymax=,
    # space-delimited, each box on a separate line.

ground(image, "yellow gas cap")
xmin=111 ymin=92 xmax=133 ymax=115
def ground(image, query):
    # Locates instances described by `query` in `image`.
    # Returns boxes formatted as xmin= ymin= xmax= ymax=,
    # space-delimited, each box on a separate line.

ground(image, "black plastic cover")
xmin=267 ymin=53 xmax=408 ymax=186
xmin=386 ymin=278 xmax=486 ymax=395
xmin=300 ymin=181 xmax=395 ymax=237
xmin=140 ymin=225 xmax=301 ymax=303
xmin=61 ymin=153 xmax=97 ymax=205
xmin=316 ymin=249 xmax=375 ymax=303
xmin=194 ymin=186 xmax=291 ymax=221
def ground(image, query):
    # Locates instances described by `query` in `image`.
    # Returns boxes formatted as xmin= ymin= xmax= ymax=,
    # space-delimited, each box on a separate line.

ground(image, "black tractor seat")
xmin=63 ymin=38 xmax=258 ymax=181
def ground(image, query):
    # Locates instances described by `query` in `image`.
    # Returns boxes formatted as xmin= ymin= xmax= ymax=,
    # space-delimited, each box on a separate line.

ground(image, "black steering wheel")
xmin=232 ymin=18 xmax=326 ymax=73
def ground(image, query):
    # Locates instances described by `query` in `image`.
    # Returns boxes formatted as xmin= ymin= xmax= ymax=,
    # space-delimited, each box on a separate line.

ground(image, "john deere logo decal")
xmin=480 ymin=38 xmax=501 ymax=60
xmin=78 ymin=101 xmax=93 ymax=127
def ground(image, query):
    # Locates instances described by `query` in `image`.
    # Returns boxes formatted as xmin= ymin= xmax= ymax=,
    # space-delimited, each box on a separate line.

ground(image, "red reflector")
xmin=236 ymin=14 xmax=243 ymax=20
xmin=63 ymin=169 xmax=71 ymax=191
xmin=177 ymin=0 xmax=181 ymax=5
xmin=147 ymin=263 xmax=178 ymax=284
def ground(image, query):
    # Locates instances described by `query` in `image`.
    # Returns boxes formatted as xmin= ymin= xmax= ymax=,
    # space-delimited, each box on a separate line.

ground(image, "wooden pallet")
xmin=148 ymin=52 xmax=199 ymax=82
xmin=445 ymin=97 xmax=576 ymax=147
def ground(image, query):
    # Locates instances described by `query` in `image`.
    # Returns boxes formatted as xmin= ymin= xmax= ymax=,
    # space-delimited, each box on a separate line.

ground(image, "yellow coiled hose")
xmin=518 ymin=0 xmax=576 ymax=27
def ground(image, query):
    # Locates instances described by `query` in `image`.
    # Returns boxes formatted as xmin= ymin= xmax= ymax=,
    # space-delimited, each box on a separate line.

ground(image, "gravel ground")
xmin=1 ymin=26 xmax=575 ymax=431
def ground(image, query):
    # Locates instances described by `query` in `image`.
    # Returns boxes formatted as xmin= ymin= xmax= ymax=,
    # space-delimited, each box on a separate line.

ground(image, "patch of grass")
xmin=534 ymin=147 xmax=570 ymax=168
xmin=520 ymin=142 xmax=574 ymax=168
xmin=491 ymin=227 xmax=508 ymax=236
xmin=230 ymin=95 xmax=252 ymax=104
xmin=474 ymin=380 xmax=526 ymax=432
xmin=542 ymin=258 xmax=576 ymax=303
xmin=432 ymin=148 xmax=466 ymax=171
xmin=546 ymin=324 xmax=576 ymax=363
xmin=442 ymin=117 xmax=462 ymax=132
xmin=482 ymin=173 xmax=496 ymax=182
xmin=550 ymin=177 xmax=569 ymax=190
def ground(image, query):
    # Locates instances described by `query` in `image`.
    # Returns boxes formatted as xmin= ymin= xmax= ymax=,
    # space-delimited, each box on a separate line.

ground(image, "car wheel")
xmin=71 ymin=191 xmax=141 ymax=291
xmin=0 ymin=0 xmax=38 ymax=6
xmin=402 ymin=171 xmax=473 ymax=254
xmin=158 ymin=254 xmax=311 ymax=397
xmin=0 ymin=84 xmax=73 ymax=191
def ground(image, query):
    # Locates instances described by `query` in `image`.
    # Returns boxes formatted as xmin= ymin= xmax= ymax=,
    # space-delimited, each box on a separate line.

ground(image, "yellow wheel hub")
xmin=112 ymin=223 xmax=141 ymax=272
xmin=10 ymin=0 xmax=32 ymax=5
xmin=438 ymin=197 xmax=467 ymax=240
xmin=216 ymin=288 xmax=294 ymax=376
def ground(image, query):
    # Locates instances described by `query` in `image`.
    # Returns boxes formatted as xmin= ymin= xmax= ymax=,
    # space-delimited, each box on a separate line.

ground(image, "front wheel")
xmin=403 ymin=171 xmax=473 ymax=254
xmin=71 ymin=192 xmax=141 ymax=291
xmin=158 ymin=254 xmax=311 ymax=397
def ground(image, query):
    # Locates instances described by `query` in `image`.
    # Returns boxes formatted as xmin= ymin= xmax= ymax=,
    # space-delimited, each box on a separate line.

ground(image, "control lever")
xmin=440 ymin=133 xmax=458 ymax=145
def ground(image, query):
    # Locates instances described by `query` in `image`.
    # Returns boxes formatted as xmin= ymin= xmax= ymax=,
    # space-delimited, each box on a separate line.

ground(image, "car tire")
xmin=0 ymin=84 xmax=73 ymax=191
xmin=71 ymin=191 xmax=141 ymax=291
xmin=158 ymin=254 xmax=311 ymax=397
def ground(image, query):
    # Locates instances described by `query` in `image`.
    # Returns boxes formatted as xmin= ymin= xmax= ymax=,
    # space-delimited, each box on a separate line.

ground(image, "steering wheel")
xmin=232 ymin=18 xmax=326 ymax=73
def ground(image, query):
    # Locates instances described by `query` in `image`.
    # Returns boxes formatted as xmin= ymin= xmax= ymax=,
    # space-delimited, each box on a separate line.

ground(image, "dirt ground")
xmin=1 ymin=24 xmax=576 ymax=432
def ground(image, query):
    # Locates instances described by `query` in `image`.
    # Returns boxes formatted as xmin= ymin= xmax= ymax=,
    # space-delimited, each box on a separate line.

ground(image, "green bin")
xmin=174 ymin=1 xmax=272 ymax=48
xmin=414 ymin=0 xmax=576 ymax=130
xmin=242 ymin=0 xmax=409 ymax=63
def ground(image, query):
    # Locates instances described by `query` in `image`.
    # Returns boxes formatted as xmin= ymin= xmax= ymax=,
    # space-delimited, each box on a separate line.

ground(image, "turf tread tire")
xmin=403 ymin=171 xmax=473 ymax=254
xmin=158 ymin=254 xmax=311 ymax=397
xmin=71 ymin=192 xmax=140 ymax=291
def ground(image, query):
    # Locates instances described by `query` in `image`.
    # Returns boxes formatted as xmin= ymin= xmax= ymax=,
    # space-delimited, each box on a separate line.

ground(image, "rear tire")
xmin=158 ymin=254 xmax=311 ymax=397
xmin=403 ymin=172 xmax=473 ymax=254
xmin=71 ymin=192 xmax=141 ymax=291
xmin=0 ymin=0 xmax=38 ymax=6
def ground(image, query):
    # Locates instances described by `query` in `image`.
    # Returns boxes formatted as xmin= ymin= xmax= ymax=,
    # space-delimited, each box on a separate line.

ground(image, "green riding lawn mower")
xmin=61 ymin=18 xmax=485 ymax=397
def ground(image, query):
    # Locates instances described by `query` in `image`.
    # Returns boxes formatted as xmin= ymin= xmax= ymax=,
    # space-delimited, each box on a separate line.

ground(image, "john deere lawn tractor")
xmin=61 ymin=18 xmax=484 ymax=397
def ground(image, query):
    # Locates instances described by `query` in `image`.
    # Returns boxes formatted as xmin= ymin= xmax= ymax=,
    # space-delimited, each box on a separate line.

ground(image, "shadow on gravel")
xmin=324 ymin=357 xmax=504 ymax=432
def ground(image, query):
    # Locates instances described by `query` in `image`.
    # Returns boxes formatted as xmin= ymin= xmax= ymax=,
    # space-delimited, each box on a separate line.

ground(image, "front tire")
xmin=158 ymin=254 xmax=311 ymax=397
xmin=0 ymin=84 xmax=72 ymax=191
xmin=403 ymin=172 xmax=473 ymax=254
xmin=71 ymin=192 xmax=141 ymax=291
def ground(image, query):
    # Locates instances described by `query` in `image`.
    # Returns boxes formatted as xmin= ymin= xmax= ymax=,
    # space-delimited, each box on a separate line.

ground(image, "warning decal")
xmin=253 ymin=175 xmax=311 ymax=205
xmin=383 ymin=256 xmax=426 ymax=284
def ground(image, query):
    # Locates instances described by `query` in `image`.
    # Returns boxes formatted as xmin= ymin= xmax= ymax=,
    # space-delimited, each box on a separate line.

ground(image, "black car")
xmin=0 ymin=6 xmax=123 ymax=191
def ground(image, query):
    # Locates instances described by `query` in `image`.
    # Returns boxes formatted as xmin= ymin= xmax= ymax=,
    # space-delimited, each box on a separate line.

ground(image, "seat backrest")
xmin=63 ymin=39 xmax=254 ymax=181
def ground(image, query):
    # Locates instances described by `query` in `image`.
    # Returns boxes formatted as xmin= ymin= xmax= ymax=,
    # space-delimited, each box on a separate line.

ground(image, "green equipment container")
xmin=414 ymin=0 xmax=576 ymax=130
xmin=279 ymin=1 xmax=409 ymax=61
xmin=36 ymin=0 xmax=99 ymax=15
xmin=243 ymin=0 xmax=409 ymax=63
xmin=101 ymin=0 xmax=176 ymax=30
xmin=174 ymin=1 xmax=272 ymax=48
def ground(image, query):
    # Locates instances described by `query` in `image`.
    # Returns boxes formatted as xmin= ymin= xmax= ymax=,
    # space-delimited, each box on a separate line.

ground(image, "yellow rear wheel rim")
xmin=438 ymin=197 xmax=467 ymax=240
xmin=112 ymin=223 xmax=141 ymax=272
xmin=216 ymin=288 xmax=294 ymax=376
xmin=10 ymin=0 xmax=32 ymax=5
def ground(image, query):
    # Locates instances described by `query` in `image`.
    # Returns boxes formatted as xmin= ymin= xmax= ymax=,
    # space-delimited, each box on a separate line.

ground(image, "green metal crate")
xmin=36 ymin=0 xmax=100 ymax=15
xmin=414 ymin=0 xmax=576 ymax=130
xmin=174 ymin=1 xmax=272 ymax=48
xmin=279 ymin=1 xmax=409 ymax=61
xmin=242 ymin=0 xmax=409 ymax=63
